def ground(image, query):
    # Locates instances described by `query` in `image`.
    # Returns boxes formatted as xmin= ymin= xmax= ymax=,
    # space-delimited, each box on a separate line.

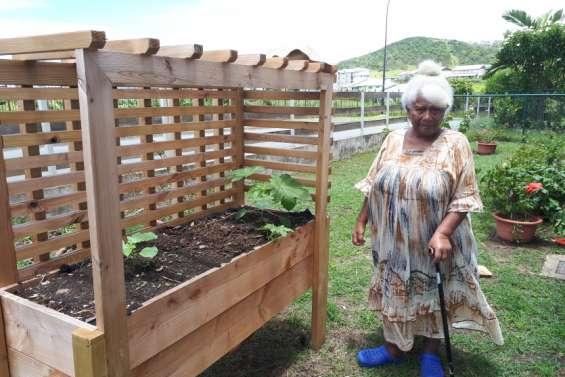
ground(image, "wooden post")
xmin=232 ymin=88 xmax=245 ymax=207
xmin=0 ymin=137 xmax=18 ymax=288
xmin=75 ymin=49 xmax=131 ymax=377
xmin=311 ymin=88 xmax=332 ymax=349
xmin=385 ymin=91 xmax=390 ymax=126
xmin=360 ymin=91 xmax=365 ymax=134
xmin=73 ymin=328 xmax=107 ymax=377
xmin=0 ymin=297 xmax=11 ymax=377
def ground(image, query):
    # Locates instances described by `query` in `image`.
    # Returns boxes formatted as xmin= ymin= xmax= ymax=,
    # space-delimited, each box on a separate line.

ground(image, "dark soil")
xmin=14 ymin=207 xmax=313 ymax=324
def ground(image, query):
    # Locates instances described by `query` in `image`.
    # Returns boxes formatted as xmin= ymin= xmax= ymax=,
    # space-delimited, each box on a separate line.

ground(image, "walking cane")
xmin=428 ymin=247 xmax=455 ymax=377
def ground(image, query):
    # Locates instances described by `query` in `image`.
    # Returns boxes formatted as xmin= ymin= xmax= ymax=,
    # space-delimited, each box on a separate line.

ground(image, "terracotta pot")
xmin=477 ymin=141 xmax=497 ymax=155
xmin=492 ymin=212 xmax=543 ymax=243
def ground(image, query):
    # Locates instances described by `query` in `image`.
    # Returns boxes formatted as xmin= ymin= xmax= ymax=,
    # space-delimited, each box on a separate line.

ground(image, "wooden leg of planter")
xmin=73 ymin=329 xmax=107 ymax=377
xmin=311 ymin=215 xmax=330 ymax=349
xmin=0 ymin=299 xmax=11 ymax=377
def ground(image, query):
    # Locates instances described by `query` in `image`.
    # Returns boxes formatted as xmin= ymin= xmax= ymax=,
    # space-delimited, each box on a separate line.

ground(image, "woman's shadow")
xmin=201 ymin=317 xmax=310 ymax=377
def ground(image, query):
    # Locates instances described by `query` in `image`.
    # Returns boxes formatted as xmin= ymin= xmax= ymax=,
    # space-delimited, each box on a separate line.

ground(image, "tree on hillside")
xmin=503 ymin=9 xmax=563 ymax=31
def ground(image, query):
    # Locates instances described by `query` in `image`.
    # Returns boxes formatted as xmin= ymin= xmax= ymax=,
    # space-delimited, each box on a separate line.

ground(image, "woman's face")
xmin=407 ymin=97 xmax=446 ymax=138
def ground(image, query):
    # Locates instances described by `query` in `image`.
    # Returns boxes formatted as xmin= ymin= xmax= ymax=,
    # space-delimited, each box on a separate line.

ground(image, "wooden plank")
xmin=117 ymin=134 xmax=234 ymax=157
xmin=10 ymin=191 xmax=87 ymax=217
xmin=115 ymin=119 xmax=237 ymax=137
xmin=212 ymin=91 xmax=226 ymax=204
xmin=263 ymin=57 xmax=288 ymax=69
xmin=131 ymin=256 xmax=312 ymax=377
xmin=73 ymin=329 xmax=107 ymax=377
xmin=75 ymin=49 xmax=131 ymax=376
xmin=244 ymin=145 xmax=318 ymax=160
xmin=244 ymin=118 xmax=320 ymax=131
xmin=244 ymin=159 xmax=316 ymax=174
xmin=1 ymin=291 xmax=96 ymax=376
xmin=0 ymin=31 xmax=105 ymax=55
xmin=0 ymin=142 xmax=18 ymax=287
xmin=7 ymin=348 xmax=69 ymax=377
xmin=0 ymin=60 xmax=77 ymax=86
xmin=4 ymin=151 xmax=83 ymax=173
xmin=311 ymin=88 xmax=333 ymax=349
xmin=15 ymin=230 xmax=90 ymax=260
xmin=8 ymin=171 xmax=85 ymax=196
xmin=118 ymin=162 xmax=234 ymax=194
xmin=248 ymin=173 xmax=316 ymax=188
xmin=0 ymin=88 xmax=78 ymax=100
xmin=114 ymin=105 xmax=235 ymax=119
xmin=91 ymin=51 xmax=334 ymax=90
xmin=0 ymin=297 xmax=10 ymax=376
xmin=1 ymin=130 xmax=82 ymax=148
xmin=0 ymin=109 xmax=80 ymax=123
xmin=120 ymin=189 xmax=234 ymax=229
xmin=156 ymin=44 xmax=203 ymax=59
xmin=244 ymin=132 xmax=319 ymax=145
xmin=120 ymin=177 xmax=230 ymax=212
xmin=13 ymin=38 xmax=161 ymax=61
xmin=243 ymin=90 xmax=320 ymax=101
xmin=118 ymin=149 xmax=234 ymax=175
xmin=17 ymin=248 xmax=90 ymax=282
xmin=112 ymin=89 xmax=237 ymax=100
xmin=232 ymin=89 xmax=245 ymax=206
xmin=12 ymin=210 xmax=88 ymax=238
xmin=234 ymin=54 xmax=266 ymax=66
xmin=199 ymin=49 xmax=238 ymax=63
xmin=194 ymin=92 xmax=208 ymax=211
xmin=243 ymin=105 xmax=319 ymax=116
xmin=286 ymin=60 xmax=308 ymax=71
xmin=305 ymin=62 xmax=327 ymax=73
xmin=128 ymin=221 xmax=314 ymax=368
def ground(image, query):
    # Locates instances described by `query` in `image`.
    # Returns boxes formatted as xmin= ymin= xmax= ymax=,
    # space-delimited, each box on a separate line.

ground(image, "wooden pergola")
xmin=0 ymin=31 xmax=334 ymax=377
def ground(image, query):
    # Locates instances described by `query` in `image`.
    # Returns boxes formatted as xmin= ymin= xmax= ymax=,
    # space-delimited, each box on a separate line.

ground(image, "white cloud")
xmin=0 ymin=0 xmax=45 ymax=11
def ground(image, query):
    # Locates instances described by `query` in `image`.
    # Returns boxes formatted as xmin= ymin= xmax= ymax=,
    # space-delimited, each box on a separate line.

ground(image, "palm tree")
xmin=502 ymin=9 xmax=563 ymax=31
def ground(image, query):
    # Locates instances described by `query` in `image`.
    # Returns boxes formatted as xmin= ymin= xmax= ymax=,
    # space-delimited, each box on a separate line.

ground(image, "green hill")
xmin=338 ymin=36 xmax=500 ymax=71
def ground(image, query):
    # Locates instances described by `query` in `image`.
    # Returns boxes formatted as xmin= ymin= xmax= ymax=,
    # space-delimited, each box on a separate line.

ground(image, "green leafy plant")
xmin=260 ymin=224 xmax=293 ymax=240
xmin=457 ymin=110 xmax=474 ymax=134
xmin=122 ymin=232 xmax=159 ymax=259
xmin=229 ymin=166 xmax=312 ymax=239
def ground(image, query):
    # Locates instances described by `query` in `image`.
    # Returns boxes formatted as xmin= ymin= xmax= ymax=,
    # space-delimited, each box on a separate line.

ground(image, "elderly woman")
xmin=352 ymin=61 xmax=503 ymax=377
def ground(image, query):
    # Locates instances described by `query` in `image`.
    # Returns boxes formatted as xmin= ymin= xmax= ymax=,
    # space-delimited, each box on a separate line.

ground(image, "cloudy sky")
xmin=1 ymin=0 xmax=563 ymax=63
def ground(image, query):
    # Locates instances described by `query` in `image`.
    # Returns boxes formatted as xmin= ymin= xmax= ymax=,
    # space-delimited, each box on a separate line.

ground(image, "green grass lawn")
xmin=204 ymin=135 xmax=564 ymax=377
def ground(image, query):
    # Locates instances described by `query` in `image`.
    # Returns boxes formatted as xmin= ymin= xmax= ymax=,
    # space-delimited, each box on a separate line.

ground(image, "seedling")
xmin=122 ymin=232 xmax=159 ymax=259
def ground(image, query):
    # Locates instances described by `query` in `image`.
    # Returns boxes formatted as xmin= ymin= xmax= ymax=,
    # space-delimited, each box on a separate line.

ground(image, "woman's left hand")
xmin=428 ymin=232 xmax=452 ymax=264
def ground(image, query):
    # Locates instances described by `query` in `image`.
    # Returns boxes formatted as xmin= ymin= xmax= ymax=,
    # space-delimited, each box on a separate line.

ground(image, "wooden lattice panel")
xmin=1 ymin=85 xmax=240 ymax=280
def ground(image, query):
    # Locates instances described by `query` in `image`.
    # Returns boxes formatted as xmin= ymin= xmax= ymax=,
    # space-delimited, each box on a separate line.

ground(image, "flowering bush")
xmin=482 ymin=145 xmax=565 ymax=235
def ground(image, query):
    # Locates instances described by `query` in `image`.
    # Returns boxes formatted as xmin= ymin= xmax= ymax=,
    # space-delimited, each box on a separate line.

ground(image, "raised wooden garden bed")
xmin=0 ymin=31 xmax=335 ymax=377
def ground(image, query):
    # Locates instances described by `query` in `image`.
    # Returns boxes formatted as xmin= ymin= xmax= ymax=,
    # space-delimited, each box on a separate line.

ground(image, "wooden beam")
xmin=156 ymin=44 xmax=203 ymax=59
xmin=0 ymin=60 xmax=77 ymax=86
xmin=286 ymin=60 xmax=309 ymax=71
xmin=263 ymin=57 xmax=288 ymax=69
xmin=91 ymin=51 xmax=334 ymax=90
xmin=311 ymin=88 xmax=333 ymax=349
xmin=75 ymin=49 xmax=131 ymax=376
xmin=0 ymin=137 xmax=18 ymax=288
xmin=73 ymin=329 xmax=107 ymax=377
xmin=0 ymin=30 xmax=106 ymax=56
xmin=233 ymin=88 xmax=245 ymax=206
xmin=200 ymin=49 xmax=238 ymax=63
xmin=13 ymin=38 xmax=161 ymax=61
xmin=0 ymin=31 xmax=105 ymax=55
xmin=234 ymin=54 xmax=266 ymax=66
xmin=305 ymin=62 xmax=327 ymax=73
xmin=0 ymin=298 xmax=10 ymax=377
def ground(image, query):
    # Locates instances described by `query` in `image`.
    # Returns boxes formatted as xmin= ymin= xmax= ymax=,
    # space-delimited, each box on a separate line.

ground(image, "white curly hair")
xmin=401 ymin=60 xmax=454 ymax=112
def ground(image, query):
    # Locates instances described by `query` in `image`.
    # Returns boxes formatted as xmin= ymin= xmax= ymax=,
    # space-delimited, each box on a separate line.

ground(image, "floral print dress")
xmin=355 ymin=129 xmax=503 ymax=351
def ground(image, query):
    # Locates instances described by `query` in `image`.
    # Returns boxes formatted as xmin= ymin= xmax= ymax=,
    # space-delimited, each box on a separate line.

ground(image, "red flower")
xmin=526 ymin=182 xmax=543 ymax=194
xmin=554 ymin=238 xmax=565 ymax=247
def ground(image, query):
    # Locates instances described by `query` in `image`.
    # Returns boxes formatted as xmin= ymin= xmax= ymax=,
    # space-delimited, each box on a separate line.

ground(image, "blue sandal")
xmin=420 ymin=353 xmax=444 ymax=377
xmin=357 ymin=345 xmax=405 ymax=368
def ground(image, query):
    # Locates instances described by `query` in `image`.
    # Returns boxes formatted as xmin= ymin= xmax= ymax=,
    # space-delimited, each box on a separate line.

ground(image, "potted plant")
xmin=482 ymin=161 xmax=543 ymax=242
xmin=482 ymin=144 xmax=565 ymax=243
xmin=476 ymin=128 xmax=498 ymax=155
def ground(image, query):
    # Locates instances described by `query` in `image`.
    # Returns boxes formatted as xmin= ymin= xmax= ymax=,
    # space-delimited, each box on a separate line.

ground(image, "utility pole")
xmin=382 ymin=0 xmax=391 ymax=94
